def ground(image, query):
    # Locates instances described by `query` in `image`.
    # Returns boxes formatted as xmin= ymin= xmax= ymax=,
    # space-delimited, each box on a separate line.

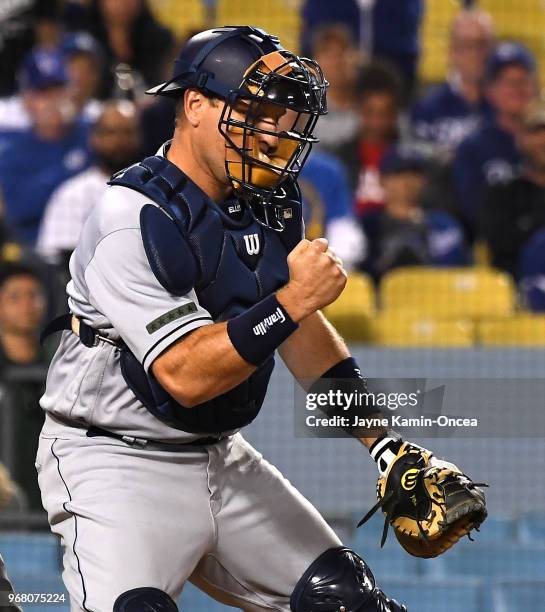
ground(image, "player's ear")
xmin=184 ymin=89 xmax=206 ymax=128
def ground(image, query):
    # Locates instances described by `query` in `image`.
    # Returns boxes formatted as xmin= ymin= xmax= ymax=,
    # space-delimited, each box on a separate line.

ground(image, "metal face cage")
xmin=219 ymin=51 xmax=328 ymax=231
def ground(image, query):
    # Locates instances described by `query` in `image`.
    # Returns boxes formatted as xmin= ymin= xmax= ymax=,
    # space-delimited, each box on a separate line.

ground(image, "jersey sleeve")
xmin=84 ymin=228 xmax=213 ymax=372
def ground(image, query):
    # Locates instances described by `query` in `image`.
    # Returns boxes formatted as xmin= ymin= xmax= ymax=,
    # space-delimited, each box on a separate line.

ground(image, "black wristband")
xmin=309 ymin=357 xmax=383 ymax=435
xmin=227 ymin=293 xmax=298 ymax=366
xmin=320 ymin=356 xmax=363 ymax=380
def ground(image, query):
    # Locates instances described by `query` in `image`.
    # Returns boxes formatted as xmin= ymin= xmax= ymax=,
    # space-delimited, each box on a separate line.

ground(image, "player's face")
xmin=203 ymin=98 xmax=288 ymax=189
xmin=0 ymin=276 xmax=45 ymax=335
xmin=233 ymin=99 xmax=287 ymax=155
xmin=488 ymin=65 xmax=537 ymax=118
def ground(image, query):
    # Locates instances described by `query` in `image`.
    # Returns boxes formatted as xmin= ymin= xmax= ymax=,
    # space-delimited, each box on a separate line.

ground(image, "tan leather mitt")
xmin=358 ymin=443 xmax=488 ymax=558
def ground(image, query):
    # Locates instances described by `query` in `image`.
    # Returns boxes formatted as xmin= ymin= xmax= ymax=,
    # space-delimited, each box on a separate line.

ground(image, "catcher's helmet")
xmin=146 ymin=26 xmax=328 ymax=230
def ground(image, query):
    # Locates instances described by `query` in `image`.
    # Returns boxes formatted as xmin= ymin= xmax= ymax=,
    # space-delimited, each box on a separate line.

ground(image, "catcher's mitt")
xmin=358 ymin=442 xmax=488 ymax=558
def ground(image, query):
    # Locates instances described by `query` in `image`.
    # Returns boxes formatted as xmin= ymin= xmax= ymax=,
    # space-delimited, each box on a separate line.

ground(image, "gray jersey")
xmin=40 ymin=181 xmax=214 ymax=442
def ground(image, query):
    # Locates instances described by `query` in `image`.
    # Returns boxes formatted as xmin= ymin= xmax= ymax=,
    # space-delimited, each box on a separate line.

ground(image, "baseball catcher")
xmin=37 ymin=26 xmax=486 ymax=612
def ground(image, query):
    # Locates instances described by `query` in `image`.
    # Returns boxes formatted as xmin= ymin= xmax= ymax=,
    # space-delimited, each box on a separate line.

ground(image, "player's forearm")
xmin=279 ymin=311 xmax=350 ymax=385
xmin=152 ymin=321 xmax=256 ymax=408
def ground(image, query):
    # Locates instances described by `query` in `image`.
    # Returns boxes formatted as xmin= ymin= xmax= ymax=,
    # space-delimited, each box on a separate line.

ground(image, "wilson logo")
xmin=253 ymin=307 xmax=286 ymax=336
xmin=401 ymin=469 xmax=419 ymax=491
xmin=243 ymin=233 xmax=260 ymax=255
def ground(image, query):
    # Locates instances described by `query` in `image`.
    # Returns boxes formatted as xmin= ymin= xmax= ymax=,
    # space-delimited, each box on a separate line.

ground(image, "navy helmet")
xmin=147 ymin=26 xmax=328 ymax=230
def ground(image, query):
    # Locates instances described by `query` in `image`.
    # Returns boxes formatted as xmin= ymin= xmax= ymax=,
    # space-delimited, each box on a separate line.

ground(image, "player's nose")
xmin=257 ymin=130 xmax=279 ymax=156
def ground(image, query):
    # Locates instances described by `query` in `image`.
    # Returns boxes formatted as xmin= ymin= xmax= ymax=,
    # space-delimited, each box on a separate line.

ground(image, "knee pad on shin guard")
xmin=113 ymin=587 xmax=178 ymax=612
xmin=290 ymin=547 xmax=407 ymax=612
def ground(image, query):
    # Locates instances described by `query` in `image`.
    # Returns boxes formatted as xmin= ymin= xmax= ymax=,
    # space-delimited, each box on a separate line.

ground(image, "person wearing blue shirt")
xmin=412 ymin=9 xmax=495 ymax=154
xmin=0 ymin=49 xmax=92 ymax=245
xmin=452 ymin=42 xmax=538 ymax=238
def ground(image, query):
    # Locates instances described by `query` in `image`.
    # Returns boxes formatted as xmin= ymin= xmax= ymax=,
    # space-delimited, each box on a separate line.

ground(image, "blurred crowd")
xmin=2 ymin=0 xmax=545 ymax=510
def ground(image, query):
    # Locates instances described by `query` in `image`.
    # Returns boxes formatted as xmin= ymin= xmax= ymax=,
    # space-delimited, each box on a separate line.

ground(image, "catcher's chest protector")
xmin=109 ymin=155 xmax=302 ymax=434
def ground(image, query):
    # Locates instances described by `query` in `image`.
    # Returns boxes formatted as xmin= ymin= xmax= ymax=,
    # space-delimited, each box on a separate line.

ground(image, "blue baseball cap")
xmin=19 ymin=49 xmax=68 ymax=91
xmin=380 ymin=145 xmax=428 ymax=176
xmin=485 ymin=42 xmax=536 ymax=82
xmin=61 ymin=32 xmax=102 ymax=60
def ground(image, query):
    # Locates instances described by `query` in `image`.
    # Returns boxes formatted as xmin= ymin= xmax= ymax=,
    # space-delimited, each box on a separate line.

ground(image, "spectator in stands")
xmin=0 ymin=49 xmax=92 ymax=245
xmin=311 ymin=25 xmax=362 ymax=153
xmin=360 ymin=145 xmax=469 ymax=281
xmin=67 ymin=0 xmax=175 ymax=99
xmin=0 ymin=264 xmax=48 ymax=510
xmin=0 ymin=0 xmax=60 ymax=96
xmin=300 ymin=0 xmax=360 ymax=57
xmin=38 ymin=101 xmax=141 ymax=267
xmin=452 ymin=42 xmax=538 ymax=239
xmin=61 ymin=31 xmax=104 ymax=123
xmin=299 ymin=151 xmax=366 ymax=272
xmin=0 ymin=32 xmax=104 ymax=135
xmin=335 ymin=62 xmax=403 ymax=215
xmin=411 ymin=9 xmax=495 ymax=155
xmin=480 ymin=100 xmax=545 ymax=279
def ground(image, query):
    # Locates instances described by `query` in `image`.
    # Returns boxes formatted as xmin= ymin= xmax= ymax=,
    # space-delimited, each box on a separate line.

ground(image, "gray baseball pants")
xmin=36 ymin=428 xmax=341 ymax=611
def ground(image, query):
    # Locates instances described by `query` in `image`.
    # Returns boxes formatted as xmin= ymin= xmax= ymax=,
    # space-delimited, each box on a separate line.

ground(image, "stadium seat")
xmin=0 ymin=533 xmax=62 ymax=575
xmin=379 ymin=267 xmax=516 ymax=319
xmin=518 ymin=512 xmax=545 ymax=545
xmin=381 ymin=578 xmax=484 ymax=612
xmin=492 ymin=580 xmax=545 ymax=612
xmin=420 ymin=0 xmax=545 ymax=86
xmin=477 ymin=315 xmax=545 ymax=346
xmin=148 ymin=0 xmax=207 ymax=39
xmin=323 ymin=272 xmax=376 ymax=341
xmin=369 ymin=314 xmax=474 ymax=347
xmin=429 ymin=544 xmax=545 ymax=580
xmin=216 ymin=0 xmax=301 ymax=53
xmin=480 ymin=0 xmax=545 ymax=85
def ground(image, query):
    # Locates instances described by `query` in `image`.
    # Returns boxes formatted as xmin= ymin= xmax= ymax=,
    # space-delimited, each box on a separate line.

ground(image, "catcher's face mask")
xmin=219 ymin=51 xmax=327 ymax=231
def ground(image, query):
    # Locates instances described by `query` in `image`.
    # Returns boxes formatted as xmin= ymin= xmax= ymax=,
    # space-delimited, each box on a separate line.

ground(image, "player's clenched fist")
xmin=277 ymin=238 xmax=347 ymax=322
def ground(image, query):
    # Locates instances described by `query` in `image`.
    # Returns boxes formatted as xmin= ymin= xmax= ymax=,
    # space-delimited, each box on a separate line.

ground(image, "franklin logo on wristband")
xmin=227 ymin=294 xmax=298 ymax=366
xmin=253 ymin=307 xmax=286 ymax=336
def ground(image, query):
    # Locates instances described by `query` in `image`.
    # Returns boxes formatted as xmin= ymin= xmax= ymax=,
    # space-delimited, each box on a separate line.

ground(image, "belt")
xmin=41 ymin=314 xmax=121 ymax=348
xmin=86 ymin=426 xmax=222 ymax=450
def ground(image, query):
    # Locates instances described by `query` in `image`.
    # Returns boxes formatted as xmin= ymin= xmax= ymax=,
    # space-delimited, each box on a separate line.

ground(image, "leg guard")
xmin=290 ymin=547 xmax=407 ymax=612
xmin=113 ymin=587 xmax=178 ymax=612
